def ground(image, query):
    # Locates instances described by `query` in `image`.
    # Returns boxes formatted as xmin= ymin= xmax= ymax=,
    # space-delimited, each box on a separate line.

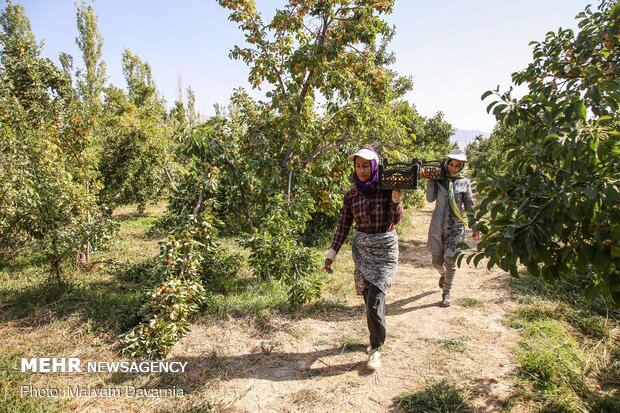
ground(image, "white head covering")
xmin=447 ymin=149 xmax=467 ymax=162
xmin=347 ymin=148 xmax=379 ymax=163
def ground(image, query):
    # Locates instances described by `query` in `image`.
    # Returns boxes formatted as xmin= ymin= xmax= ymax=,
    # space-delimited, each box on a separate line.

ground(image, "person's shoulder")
xmin=342 ymin=186 xmax=359 ymax=202
xmin=345 ymin=186 xmax=360 ymax=197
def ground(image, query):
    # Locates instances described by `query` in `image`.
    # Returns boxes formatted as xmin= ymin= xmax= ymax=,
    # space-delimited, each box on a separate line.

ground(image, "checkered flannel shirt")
xmin=330 ymin=186 xmax=403 ymax=254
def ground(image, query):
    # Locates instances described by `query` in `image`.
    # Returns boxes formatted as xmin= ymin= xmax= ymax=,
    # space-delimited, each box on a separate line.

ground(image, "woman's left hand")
xmin=472 ymin=230 xmax=481 ymax=240
xmin=324 ymin=258 xmax=334 ymax=274
xmin=391 ymin=189 xmax=402 ymax=203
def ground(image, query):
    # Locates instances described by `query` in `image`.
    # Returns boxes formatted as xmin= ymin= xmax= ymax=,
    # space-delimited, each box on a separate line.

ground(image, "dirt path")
xmin=162 ymin=204 xmax=520 ymax=412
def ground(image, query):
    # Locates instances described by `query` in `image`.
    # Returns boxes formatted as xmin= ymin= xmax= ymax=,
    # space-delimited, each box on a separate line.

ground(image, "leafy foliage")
xmin=395 ymin=380 xmax=472 ymax=413
xmin=121 ymin=214 xmax=241 ymax=359
xmin=121 ymin=276 xmax=207 ymax=359
xmin=75 ymin=0 xmax=106 ymax=117
xmin=0 ymin=1 xmax=115 ymax=281
xmin=242 ymin=194 xmax=322 ymax=307
xmin=218 ymin=0 xmax=416 ymax=202
xmin=98 ymin=51 xmax=172 ymax=213
xmin=473 ymin=0 xmax=620 ymax=307
xmin=465 ymin=127 xmax=511 ymax=181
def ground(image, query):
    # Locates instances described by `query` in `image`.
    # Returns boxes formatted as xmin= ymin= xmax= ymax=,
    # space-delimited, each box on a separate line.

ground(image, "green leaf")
xmin=605 ymin=185 xmax=618 ymax=204
xmin=473 ymin=253 xmax=485 ymax=267
xmin=493 ymin=104 xmax=508 ymax=116
xmin=580 ymin=101 xmax=587 ymax=121
xmin=525 ymin=234 xmax=537 ymax=258
xmin=486 ymin=100 xmax=498 ymax=114
xmin=509 ymin=263 xmax=518 ymax=277
xmin=593 ymin=249 xmax=609 ymax=270
xmin=499 ymin=257 xmax=510 ymax=272
xmin=584 ymin=187 xmax=596 ymax=201
xmin=596 ymin=115 xmax=612 ymax=125
xmin=589 ymin=85 xmax=601 ymax=106
xmin=527 ymin=263 xmax=540 ymax=277
xmin=465 ymin=253 xmax=474 ymax=265
xmin=487 ymin=256 xmax=497 ymax=271
xmin=481 ymin=90 xmax=494 ymax=101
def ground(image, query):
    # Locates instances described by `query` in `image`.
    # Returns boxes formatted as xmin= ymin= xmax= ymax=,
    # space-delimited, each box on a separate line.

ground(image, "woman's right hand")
xmin=419 ymin=167 xmax=427 ymax=179
xmin=324 ymin=258 xmax=333 ymax=273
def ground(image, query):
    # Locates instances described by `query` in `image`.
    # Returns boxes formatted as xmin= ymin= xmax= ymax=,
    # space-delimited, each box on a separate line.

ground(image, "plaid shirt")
xmin=330 ymin=186 xmax=403 ymax=254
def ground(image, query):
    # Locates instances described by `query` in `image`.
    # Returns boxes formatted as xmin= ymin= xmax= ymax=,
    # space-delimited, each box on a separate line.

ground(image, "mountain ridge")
xmin=451 ymin=129 xmax=491 ymax=149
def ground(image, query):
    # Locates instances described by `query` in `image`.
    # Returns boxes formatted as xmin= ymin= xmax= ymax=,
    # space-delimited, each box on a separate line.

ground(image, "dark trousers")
xmin=363 ymin=284 xmax=386 ymax=351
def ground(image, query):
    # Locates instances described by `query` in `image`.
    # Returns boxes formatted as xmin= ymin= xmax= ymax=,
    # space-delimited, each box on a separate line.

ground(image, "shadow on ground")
xmin=126 ymin=346 xmax=373 ymax=394
xmin=398 ymin=239 xmax=431 ymax=267
xmin=0 ymin=262 xmax=147 ymax=336
xmin=388 ymin=291 xmax=440 ymax=314
xmin=299 ymin=290 xmax=441 ymax=323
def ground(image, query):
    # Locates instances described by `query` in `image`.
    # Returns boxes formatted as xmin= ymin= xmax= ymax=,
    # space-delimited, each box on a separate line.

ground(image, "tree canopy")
xmin=472 ymin=0 xmax=619 ymax=306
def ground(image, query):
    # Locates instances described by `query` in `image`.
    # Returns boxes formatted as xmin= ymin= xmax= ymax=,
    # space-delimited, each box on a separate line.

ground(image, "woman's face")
xmin=355 ymin=157 xmax=373 ymax=182
xmin=447 ymin=159 xmax=463 ymax=176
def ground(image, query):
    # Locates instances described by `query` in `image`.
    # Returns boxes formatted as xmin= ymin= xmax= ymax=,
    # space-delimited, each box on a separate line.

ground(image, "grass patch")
xmin=505 ymin=301 xmax=557 ymax=329
xmin=395 ymin=380 xmax=473 ymax=413
xmin=506 ymin=272 xmax=620 ymax=412
xmin=339 ymin=336 xmax=367 ymax=353
xmin=437 ymin=336 xmax=469 ymax=353
xmin=0 ymin=355 xmax=65 ymax=413
xmin=517 ymin=319 xmax=585 ymax=393
xmin=200 ymin=245 xmax=349 ymax=319
xmin=156 ymin=399 xmax=215 ymax=413
xmin=0 ymin=262 xmax=145 ymax=335
xmin=204 ymin=279 xmax=290 ymax=317
xmin=457 ymin=297 xmax=483 ymax=308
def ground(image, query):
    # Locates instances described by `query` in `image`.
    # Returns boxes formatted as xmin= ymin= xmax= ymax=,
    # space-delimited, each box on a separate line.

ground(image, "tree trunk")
xmin=287 ymin=170 xmax=293 ymax=201
xmin=51 ymin=258 xmax=63 ymax=287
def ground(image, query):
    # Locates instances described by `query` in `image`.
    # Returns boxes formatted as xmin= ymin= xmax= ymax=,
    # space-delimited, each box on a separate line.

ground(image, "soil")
xmin=161 ymin=203 xmax=521 ymax=412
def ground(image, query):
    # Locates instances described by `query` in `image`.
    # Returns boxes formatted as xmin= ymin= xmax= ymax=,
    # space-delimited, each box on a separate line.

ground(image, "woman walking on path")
xmin=421 ymin=149 xmax=480 ymax=307
xmin=324 ymin=147 xmax=403 ymax=371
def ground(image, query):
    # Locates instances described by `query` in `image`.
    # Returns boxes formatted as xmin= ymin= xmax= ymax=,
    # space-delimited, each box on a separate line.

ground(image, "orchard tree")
xmin=122 ymin=49 xmax=159 ymax=108
xmin=166 ymin=0 xmax=448 ymax=306
xmin=168 ymin=91 xmax=266 ymax=234
xmin=74 ymin=0 xmax=107 ymax=263
xmin=474 ymin=0 xmax=619 ymax=306
xmin=410 ymin=110 xmax=454 ymax=156
xmin=98 ymin=50 xmax=172 ymax=213
xmin=168 ymin=100 xmax=187 ymax=130
xmin=179 ymin=0 xmax=422 ymax=234
xmin=0 ymin=1 xmax=114 ymax=282
xmin=465 ymin=126 xmax=512 ymax=181
xmin=186 ymin=2 xmax=439 ymax=229
xmin=160 ymin=0 xmax=419 ymax=306
xmin=218 ymin=0 xmax=413 ymax=201
xmin=168 ymin=85 xmax=199 ymax=145
xmin=75 ymin=0 xmax=106 ymax=117
xmin=186 ymin=86 xmax=198 ymax=129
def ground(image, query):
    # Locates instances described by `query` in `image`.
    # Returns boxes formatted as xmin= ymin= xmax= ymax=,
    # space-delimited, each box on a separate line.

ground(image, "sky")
xmin=13 ymin=0 xmax=596 ymax=132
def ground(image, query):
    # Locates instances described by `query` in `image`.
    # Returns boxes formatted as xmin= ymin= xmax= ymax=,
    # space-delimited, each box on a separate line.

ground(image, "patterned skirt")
xmin=445 ymin=214 xmax=465 ymax=257
xmin=351 ymin=230 xmax=399 ymax=295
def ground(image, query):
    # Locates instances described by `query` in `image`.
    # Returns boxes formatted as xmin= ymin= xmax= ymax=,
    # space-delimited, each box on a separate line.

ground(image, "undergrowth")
xmin=505 ymin=273 xmax=620 ymax=412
